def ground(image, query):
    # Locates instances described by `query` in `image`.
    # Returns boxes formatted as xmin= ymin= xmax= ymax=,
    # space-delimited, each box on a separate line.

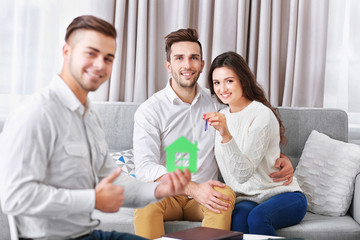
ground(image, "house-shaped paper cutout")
xmin=164 ymin=136 xmax=198 ymax=173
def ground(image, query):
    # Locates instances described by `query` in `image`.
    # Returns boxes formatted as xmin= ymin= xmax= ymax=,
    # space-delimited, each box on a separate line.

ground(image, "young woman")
xmin=204 ymin=51 xmax=307 ymax=236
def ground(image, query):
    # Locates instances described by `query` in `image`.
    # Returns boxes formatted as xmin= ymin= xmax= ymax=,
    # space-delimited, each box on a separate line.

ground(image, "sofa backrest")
xmin=92 ymin=102 xmax=141 ymax=152
xmin=92 ymin=103 xmax=349 ymax=169
xmin=278 ymin=107 xmax=348 ymax=168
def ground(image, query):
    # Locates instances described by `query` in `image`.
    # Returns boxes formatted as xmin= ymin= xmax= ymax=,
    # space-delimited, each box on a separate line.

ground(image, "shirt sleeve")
xmin=219 ymin=109 xmax=276 ymax=183
xmin=96 ymin=152 xmax=161 ymax=208
xmin=133 ymin=104 xmax=167 ymax=182
xmin=0 ymin=104 xmax=94 ymax=217
xmin=115 ymin=172 xmax=160 ymax=208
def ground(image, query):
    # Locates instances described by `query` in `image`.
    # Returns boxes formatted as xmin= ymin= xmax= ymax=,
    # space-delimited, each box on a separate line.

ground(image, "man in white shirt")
xmin=133 ymin=28 xmax=295 ymax=239
xmin=0 ymin=15 xmax=190 ymax=240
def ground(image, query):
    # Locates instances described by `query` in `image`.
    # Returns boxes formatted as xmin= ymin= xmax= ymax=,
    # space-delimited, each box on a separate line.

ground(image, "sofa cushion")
xmin=92 ymin=208 xmax=202 ymax=234
xmin=111 ymin=149 xmax=136 ymax=177
xmin=295 ymin=130 xmax=360 ymax=216
xmin=277 ymin=212 xmax=360 ymax=240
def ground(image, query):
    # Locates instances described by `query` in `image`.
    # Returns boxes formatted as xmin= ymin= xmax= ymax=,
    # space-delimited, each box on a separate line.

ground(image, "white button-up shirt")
xmin=134 ymin=80 xmax=223 ymax=184
xmin=0 ymin=76 xmax=159 ymax=239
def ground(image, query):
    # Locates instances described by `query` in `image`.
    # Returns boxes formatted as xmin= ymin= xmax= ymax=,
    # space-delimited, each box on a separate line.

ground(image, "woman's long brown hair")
xmin=208 ymin=51 xmax=287 ymax=145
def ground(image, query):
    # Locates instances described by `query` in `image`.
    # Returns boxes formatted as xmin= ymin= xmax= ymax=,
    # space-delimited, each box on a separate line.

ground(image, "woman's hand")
xmin=203 ymin=112 xmax=232 ymax=143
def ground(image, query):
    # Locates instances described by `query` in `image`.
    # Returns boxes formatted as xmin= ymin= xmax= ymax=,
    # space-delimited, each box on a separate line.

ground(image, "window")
xmin=324 ymin=0 xmax=360 ymax=129
xmin=0 ymin=0 xmax=113 ymax=119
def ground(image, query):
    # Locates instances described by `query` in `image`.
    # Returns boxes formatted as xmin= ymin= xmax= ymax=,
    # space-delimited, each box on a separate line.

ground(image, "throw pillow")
xmin=111 ymin=149 xmax=136 ymax=178
xmin=294 ymin=130 xmax=360 ymax=216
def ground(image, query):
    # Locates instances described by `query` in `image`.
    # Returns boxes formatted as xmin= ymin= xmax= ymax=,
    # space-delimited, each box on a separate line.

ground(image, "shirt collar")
xmin=52 ymin=75 xmax=87 ymax=115
xmin=165 ymin=78 xmax=202 ymax=105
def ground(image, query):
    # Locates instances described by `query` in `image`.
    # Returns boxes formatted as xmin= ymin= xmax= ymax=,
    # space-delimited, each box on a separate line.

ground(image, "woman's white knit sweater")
xmin=214 ymin=101 xmax=302 ymax=204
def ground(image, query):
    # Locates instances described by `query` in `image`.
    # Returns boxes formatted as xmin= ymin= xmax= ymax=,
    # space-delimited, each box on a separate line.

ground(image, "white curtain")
xmin=247 ymin=0 xmax=329 ymax=107
xmin=241 ymin=0 xmax=329 ymax=107
xmin=324 ymin=0 xmax=360 ymax=127
xmin=0 ymin=0 xmax=330 ymax=118
xmin=94 ymin=0 xmax=330 ymax=107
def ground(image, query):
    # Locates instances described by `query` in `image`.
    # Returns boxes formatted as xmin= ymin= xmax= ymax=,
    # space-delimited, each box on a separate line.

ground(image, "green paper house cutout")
xmin=165 ymin=136 xmax=198 ymax=173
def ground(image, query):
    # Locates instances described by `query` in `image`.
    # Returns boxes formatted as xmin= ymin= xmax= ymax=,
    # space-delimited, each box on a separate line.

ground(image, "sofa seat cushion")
xmin=277 ymin=212 xmax=360 ymax=240
xmin=93 ymin=209 xmax=360 ymax=240
xmin=93 ymin=208 xmax=201 ymax=234
xmin=93 ymin=208 xmax=135 ymax=233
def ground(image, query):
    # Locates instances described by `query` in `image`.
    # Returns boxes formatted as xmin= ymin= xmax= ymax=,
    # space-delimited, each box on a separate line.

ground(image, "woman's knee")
xmin=247 ymin=208 xmax=269 ymax=227
xmin=233 ymin=201 xmax=258 ymax=214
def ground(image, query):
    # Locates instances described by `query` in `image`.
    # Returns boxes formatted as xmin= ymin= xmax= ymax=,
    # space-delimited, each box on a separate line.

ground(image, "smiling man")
xmin=133 ymin=28 xmax=236 ymax=240
xmin=0 ymin=15 xmax=190 ymax=240
xmin=60 ymin=21 xmax=116 ymax=103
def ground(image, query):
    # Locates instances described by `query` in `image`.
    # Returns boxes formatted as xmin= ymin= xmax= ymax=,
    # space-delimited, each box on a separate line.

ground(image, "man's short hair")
xmin=65 ymin=15 xmax=117 ymax=42
xmin=164 ymin=28 xmax=203 ymax=62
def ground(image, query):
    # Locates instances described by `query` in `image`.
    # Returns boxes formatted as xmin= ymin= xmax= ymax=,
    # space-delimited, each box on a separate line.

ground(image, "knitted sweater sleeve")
xmin=219 ymin=109 xmax=274 ymax=183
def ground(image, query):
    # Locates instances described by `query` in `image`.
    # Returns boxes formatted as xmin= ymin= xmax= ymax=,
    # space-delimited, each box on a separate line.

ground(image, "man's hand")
xmin=185 ymin=180 xmax=231 ymax=213
xmin=269 ymin=153 xmax=294 ymax=185
xmin=95 ymin=168 xmax=124 ymax=212
xmin=154 ymin=169 xmax=191 ymax=199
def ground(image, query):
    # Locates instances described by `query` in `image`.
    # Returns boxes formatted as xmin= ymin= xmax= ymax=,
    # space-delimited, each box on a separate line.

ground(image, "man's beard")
xmin=172 ymin=71 xmax=199 ymax=89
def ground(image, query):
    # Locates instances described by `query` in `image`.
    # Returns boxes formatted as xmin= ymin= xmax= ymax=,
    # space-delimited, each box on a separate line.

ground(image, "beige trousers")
xmin=134 ymin=186 xmax=236 ymax=239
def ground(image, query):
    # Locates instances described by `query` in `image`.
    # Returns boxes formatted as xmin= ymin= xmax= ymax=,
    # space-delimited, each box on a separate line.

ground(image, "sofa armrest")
xmin=350 ymin=173 xmax=360 ymax=224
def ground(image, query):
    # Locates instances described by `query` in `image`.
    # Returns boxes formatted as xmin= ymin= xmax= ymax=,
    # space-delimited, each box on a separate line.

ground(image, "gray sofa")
xmin=1 ymin=101 xmax=360 ymax=240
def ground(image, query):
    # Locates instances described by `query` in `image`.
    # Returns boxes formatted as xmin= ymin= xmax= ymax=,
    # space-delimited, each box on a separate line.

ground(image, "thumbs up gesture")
xmin=95 ymin=168 xmax=124 ymax=212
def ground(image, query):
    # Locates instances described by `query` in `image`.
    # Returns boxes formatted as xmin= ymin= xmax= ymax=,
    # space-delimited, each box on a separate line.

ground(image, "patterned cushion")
xmin=110 ymin=149 xmax=136 ymax=178
xmin=295 ymin=130 xmax=360 ymax=216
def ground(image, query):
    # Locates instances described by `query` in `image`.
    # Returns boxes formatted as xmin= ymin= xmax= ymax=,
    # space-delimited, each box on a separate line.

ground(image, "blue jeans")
xmin=231 ymin=192 xmax=307 ymax=236
xmin=75 ymin=230 xmax=149 ymax=240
